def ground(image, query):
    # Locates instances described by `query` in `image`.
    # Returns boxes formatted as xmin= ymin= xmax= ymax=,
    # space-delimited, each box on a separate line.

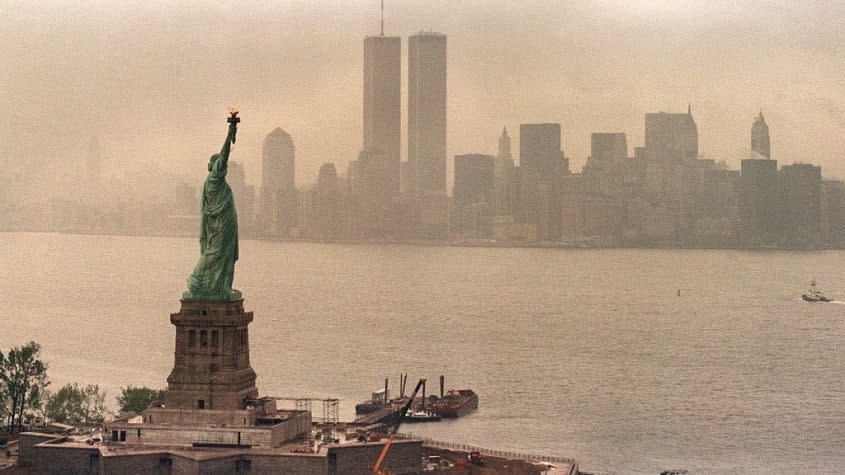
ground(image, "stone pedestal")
xmin=164 ymin=299 xmax=259 ymax=411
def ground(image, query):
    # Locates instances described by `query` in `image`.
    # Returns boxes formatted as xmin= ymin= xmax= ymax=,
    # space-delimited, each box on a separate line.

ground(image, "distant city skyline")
xmin=1 ymin=1 xmax=843 ymax=196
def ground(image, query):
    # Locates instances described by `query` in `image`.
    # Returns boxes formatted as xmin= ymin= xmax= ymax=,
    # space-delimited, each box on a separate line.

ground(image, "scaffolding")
xmin=294 ymin=398 xmax=312 ymax=414
xmin=270 ymin=396 xmax=341 ymax=441
xmin=270 ymin=397 xmax=338 ymax=420
xmin=321 ymin=398 xmax=339 ymax=425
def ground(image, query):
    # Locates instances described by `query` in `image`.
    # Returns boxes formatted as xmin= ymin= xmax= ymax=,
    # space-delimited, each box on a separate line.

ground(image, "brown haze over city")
xmin=1 ymin=0 xmax=843 ymax=199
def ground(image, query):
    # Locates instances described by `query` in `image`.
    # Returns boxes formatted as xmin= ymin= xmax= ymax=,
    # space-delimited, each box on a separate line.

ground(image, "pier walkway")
xmin=353 ymin=407 xmax=400 ymax=425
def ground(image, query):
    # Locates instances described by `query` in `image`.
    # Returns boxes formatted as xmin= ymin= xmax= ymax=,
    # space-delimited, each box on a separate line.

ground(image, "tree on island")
xmin=0 ymin=342 xmax=50 ymax=433
xmin=45 ymin=383 xmax=106 ymax=425
xmin=117 ymin=386 xmax=164 ymax=414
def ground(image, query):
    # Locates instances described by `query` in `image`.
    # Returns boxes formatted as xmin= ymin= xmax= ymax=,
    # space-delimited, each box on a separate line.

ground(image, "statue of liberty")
xmin=184 ymin=109 xmax=242 ymax=300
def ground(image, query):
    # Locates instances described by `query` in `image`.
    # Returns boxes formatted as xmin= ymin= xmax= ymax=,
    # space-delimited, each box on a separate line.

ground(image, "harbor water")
xmin=1 ymin=232 xmax=843 ymax=474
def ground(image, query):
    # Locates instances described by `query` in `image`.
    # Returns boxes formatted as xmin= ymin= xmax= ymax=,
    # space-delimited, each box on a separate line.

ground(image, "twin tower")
xmin=363 ymin=32 xmax=447 ymax=200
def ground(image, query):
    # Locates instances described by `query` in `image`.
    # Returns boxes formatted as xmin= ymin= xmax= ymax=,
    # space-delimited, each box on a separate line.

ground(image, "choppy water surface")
xmin=1 ymin=232 xmax=843 ymax=474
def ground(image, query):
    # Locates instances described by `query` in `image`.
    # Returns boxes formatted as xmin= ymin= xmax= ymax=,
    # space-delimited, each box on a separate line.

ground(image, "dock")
xmin=353 ymin=406 xmax=400 ymax=425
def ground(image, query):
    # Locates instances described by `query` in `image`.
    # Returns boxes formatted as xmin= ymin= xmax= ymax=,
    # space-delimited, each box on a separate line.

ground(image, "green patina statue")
xmin=183 ymin=109 xmax=242 ymax=301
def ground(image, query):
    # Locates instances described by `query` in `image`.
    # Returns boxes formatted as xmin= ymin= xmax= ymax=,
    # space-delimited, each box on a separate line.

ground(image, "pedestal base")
xmin=164 ymin=298 xmax=258 ymax=411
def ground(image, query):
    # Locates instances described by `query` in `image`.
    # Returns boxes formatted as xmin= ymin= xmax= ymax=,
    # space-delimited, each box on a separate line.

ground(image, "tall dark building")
xmin=751 ymin=111 xmax=770 ymax=159
xmin=780 ymin=163 xmax=822 ymax=247
xmin=453 ymin=154 xmax=495 ymax=239
xmin=363 ymin=34 xmax=401 ymax=197
xmin=739 ymin=158 xmax=779 ymax=244
xmin=584 ymin=133 xmax=627 ymax=197
xmin=259 ymin=128 xmax=296 ymax=237
xmin=520 ymin=123 xmax=566 ymax=178
xmin=590 ymin=133 xmax=627 ymax=164
xmin=518 ymin=123 xmax=568 ymax=241
xmin=454 ymin=154 xmax=495 ymax=205
xmin=355 ymin=148 xmax=397 ymax=237
xmin=310 ymin=163 xmax=342 ymax=240
xmin=408 ymin=31 xmax=447 ymax=197
xmin=644 ymin=106 xmax=698 ymax=163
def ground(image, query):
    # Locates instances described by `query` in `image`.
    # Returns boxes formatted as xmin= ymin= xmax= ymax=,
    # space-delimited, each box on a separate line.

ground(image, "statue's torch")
xmin=227 ymin=107 xmax=240 ymax=144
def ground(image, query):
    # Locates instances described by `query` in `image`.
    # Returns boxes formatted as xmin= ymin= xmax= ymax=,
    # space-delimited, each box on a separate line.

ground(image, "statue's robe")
xmin=187 ymin=153 xmax=238 ymax=299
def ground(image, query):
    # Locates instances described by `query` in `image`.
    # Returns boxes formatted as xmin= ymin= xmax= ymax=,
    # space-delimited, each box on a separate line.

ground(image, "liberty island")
xmin=8 ymin=112 xmax=576 ymax=475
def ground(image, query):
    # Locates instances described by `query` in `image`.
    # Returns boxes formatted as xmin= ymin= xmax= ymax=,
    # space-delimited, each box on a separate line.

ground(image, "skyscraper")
xmin=363 ymin=34 xmax=401 ymax=197
xmin=644 ymin=106 xmax=698 ymax=164
xmin=498 ymin=127 xmax=512 ymax=163
xmin=780 ymin=163 xmax=822 ymax=247
xmin=494 ymin=127 xmax=515 ymax=217
xmin=739 ymin=157 xmax=778 ymax=244
xmin=453 ymin=154 xmax=495 ymax=239
xmin=408 ymin=31 xmax=447 ymax=198
xmin=259 ymin=128 xmax=296 ymax=237
xmin=590 ymin=133 xmax=627 ymax=164
xmin=519 ymin=123 xmax=566 ymax=178
xmin=584 ymin=133 xmax=627 ymax=197
xmin=518 ymin=123 xmax=568 ymax=241
xmin=454 ymin=154 xmax=495 ymax=205
xmin=751 ymin=111 xmax=770 ymax=159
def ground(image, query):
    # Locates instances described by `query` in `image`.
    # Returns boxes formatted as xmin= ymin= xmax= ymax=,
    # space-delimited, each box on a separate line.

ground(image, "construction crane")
xmin=371 ymin=378 xmax=426 ymax=475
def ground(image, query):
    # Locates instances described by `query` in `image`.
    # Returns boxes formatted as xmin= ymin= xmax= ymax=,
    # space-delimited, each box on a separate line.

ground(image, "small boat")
xmin=402 ymin=409 xmax=442 ymax=423
xmin=802 ymin=279 xmax=832 ymax=302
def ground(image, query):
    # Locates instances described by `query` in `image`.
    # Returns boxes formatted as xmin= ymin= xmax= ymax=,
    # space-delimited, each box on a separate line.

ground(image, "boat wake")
xmin=801 ymin=298 xmax=845 ymax=305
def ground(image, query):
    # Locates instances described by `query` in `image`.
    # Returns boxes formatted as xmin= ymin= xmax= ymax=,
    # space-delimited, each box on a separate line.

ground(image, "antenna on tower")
xmin=380 ymin=0 xmax=384 ymax=36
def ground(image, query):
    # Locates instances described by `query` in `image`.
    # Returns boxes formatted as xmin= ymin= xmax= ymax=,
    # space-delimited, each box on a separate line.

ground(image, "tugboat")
xmin=802 ymin=279 xmax=832 ymax=302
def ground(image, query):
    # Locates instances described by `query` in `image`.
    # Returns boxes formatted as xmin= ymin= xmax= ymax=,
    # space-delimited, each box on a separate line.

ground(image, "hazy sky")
xmin=1 ymin=0 xmax=843 ymax=195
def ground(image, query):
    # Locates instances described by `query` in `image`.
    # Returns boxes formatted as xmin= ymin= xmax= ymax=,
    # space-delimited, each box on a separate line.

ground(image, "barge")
xmin=427 ymin=389 xmax=479 ymax=418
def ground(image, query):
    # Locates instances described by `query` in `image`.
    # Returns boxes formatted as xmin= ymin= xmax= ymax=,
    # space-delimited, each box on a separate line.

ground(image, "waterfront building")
xmin=780 ymin=163 xmax=822 ymax=247
xmin=751 ymin=111 xmax=771 ymax=159
xmin=311 ymin=163 xmax=342 ymax=240
xmin=584 ymin=132 xmax=627 ymax=197
xmin=691 ymin=167 xmax=740 ymax=242
xmin=408 ymin=31 xmax=447 ymax=198
xmin=518 ymin=123 xmax=568 ymax=241
xmin=258 ymin=128 xmax=296 ymax=237
xmin=639 ymin=107 xmax=700 ymax=237
xmin=355 ymin=148 xmax=397 ymax=238
xmin=558 ymin=174 xmax=586 ymax=240
xmin=454 ymin=154 xmax=495 ymax=205
xmin=452 ymin=154 xmax=495 ymax=239
xmin=739 ymin=158 xmax=779 ymax=245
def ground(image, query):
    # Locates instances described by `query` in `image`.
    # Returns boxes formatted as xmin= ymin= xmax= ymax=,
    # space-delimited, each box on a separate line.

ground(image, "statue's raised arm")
xmin=220 ymin=108 xmax=239 ymax=165
xmin=184 ymin=109 xmax=241 ymax=301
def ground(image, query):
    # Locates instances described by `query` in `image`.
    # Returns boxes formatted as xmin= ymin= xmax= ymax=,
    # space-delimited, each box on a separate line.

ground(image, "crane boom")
xmin=371 ymin=378 xmax=426 ymax=474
